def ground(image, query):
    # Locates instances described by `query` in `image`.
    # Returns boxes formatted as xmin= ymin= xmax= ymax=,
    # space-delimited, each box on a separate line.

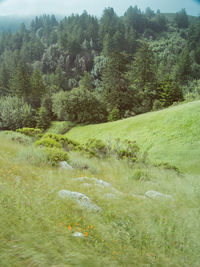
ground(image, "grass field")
xmin=66 ymin=100 xmax=200 ymax=174
xmin=0 ymin=132 xmax=200 ymax=266
xmin=1 ymin=101 xmax=200 ymax=266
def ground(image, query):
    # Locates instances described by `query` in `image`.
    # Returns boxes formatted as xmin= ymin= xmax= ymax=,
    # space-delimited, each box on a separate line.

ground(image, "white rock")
xmin=73 ymin=177 xmax=122 ymax=194
xmin=59 ymin=161 xmax=73 ymax=170
xmin=72 ymin=232 xmax=84 ymax=237
xmin=58 ymin=190 xmax=102 ymax=211
xmin=145 ymin=190 xmax=173 ymax=200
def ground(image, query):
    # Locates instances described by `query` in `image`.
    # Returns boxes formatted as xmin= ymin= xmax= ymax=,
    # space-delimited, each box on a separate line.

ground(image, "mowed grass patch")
xmin=0 ymin=135 xmax=200 ymax=266
xmin=66 ymin=100 xmax=200 ymax=174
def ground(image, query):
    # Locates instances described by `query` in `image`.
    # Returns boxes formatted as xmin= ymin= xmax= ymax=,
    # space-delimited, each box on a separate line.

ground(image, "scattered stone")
xmin=72 ymin=232 xmax=84 ymax=237
xmin=59 ymin=161 xmax=73 ymax=170
xmin=145 ymin=190 xmax=173 ymax=200
xmin=58 ymin=190 xmax=102 ymax=211
xmin=73 ymin=177 xmax=122 ymax=194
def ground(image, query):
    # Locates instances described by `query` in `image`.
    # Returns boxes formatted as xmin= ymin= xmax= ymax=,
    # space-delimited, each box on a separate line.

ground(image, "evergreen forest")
xmin=0 ymin=7 xmax=200 ymax=130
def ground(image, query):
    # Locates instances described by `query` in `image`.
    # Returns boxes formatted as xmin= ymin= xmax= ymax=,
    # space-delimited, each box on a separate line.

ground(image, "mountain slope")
xmin=66 ymin=100 xmax=200 ymax=174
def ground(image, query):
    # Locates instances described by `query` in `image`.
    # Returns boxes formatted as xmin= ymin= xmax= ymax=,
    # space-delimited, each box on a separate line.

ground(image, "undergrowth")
xmin=0 ymin=132 xmax=200 ymax=266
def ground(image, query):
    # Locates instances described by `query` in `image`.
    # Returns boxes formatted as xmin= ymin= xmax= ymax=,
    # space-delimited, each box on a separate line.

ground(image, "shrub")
xmin=36 ymin=106 xmax=51 ymax=130
xmin=16 ymin=128 xmax=43 ymax=137
xmin=83 ymin=138 xmax=108 ymax=158
xmin=45 ymin=147 xmax=69 ymax=166
xmin=108 ymin=107 xmax=120 ymax=122
xmin=35 ymin=137 xmax=62 ymax=149
xmin=40 ymin=133 xmax=79 ymax=150
xmin=113 ymin=139 xmax=140 ymax=163
xmin=152 ymin=99 xmax=163 ymax=111
xmin=52 ymin=88 xmax=107 ymax=123
xmin=0 ymin=96 xmax=36 ymax=130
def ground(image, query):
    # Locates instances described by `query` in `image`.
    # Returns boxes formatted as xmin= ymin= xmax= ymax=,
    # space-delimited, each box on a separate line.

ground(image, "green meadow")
xmin=0 ymin=100 xmax=200 ymax=266
xmin=67 ymin=100 xmax=200 ymax=174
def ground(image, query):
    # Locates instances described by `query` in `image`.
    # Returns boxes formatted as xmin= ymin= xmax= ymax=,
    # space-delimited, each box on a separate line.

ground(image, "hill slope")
xmin=66 ymin=100 xmax=200 ymax=174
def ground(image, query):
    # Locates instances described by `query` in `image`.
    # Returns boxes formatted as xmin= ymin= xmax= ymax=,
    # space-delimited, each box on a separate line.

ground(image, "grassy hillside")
xmin=0 ymin=131 xmax=200 ymax=266
xmin=66 ymin=100 xmax=200 ymax=174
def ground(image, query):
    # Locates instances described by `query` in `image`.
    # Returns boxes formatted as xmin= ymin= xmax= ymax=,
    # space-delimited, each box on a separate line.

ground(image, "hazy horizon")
xmin=0 ymin=0 xmax=199 ymax=17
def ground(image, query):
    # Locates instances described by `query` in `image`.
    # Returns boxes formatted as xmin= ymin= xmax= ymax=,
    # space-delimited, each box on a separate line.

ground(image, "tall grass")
xmin=66 ymin=100 xmax=200 ymax=175
xmin=0 ymin=135 xmax=200 ymax=266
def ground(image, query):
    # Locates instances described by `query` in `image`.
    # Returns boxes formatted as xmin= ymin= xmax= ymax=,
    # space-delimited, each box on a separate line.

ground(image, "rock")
xmin=73 ymin=177 xmax=122 ymax=195
xmin=72 ymin=232 xmax=84 ymax=237
xmin=145 ymin=190 xmax=173 ymax=200
xmin=58 ymin=190 xmax=102 ymax=211
xmin=59 ymin=161 xmax=73 ymax=170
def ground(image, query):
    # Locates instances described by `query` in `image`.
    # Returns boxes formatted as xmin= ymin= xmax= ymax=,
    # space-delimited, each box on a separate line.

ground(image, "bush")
xmin=17 ymin=146 xmax=69 ymax=166
xmin=112 ymin=139 xmax=140 ymax=163
xmin=36 ymin=106 xmax=51 ymax=130
xmin=45 ymin=147 xmax=69 ymax=166
xmin=152 ymin=99 xmax=163 ymax=111
xmin=35 ymin=137 xmax=62 ymax=149
xmin=39 ymin=133 xmax=79 ymax=150
xmin=16 ymin=128 xmax=43 ymax=137
xmin=83 ymin=138 xmax=108 ymax=158
xmin=108 ymin=107 xmax=120 ymax=122
xmin=0 ymin=96 xmax=36 ymax=130
xmin=52 ymin=88 xmax=107 ymax=123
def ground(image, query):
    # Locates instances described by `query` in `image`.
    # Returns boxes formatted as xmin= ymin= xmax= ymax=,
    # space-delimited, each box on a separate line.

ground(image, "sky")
xmin=0 ymin=0 xmax=199 ymax=17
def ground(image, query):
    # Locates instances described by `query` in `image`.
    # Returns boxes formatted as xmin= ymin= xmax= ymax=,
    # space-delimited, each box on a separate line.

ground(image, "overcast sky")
xmin=0 ymin=0 xmax=199 ymax=17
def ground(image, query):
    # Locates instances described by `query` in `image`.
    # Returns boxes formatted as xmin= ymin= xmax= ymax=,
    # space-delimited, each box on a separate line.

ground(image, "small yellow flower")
xmin=85 ymin=232 xmax=88 ymax=237
xmin=67 ymin=225 xmax=72 ymax=230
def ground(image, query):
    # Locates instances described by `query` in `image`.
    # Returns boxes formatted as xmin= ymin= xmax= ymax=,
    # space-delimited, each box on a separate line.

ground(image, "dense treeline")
xmin=0 ymin=7 xmax=200 ymax=130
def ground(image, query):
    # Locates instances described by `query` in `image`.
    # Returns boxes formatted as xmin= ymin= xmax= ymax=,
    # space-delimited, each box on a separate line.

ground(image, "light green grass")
xmin=0 ymin=133 xmax=200 ymax=266
xmin=46 ymin=121 xmax=74 ymax=134
xmin=66 ymin=100 xmax=200 ymax=174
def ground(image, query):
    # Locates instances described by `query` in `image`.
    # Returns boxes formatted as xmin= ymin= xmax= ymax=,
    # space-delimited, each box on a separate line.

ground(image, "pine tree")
xmin=126 ymin=43 xmax=156 ymax=113
xmin=9 ymin=64 xmax=31 ymax=102
xmin=30 ymin=69 xmax=46 ymax=108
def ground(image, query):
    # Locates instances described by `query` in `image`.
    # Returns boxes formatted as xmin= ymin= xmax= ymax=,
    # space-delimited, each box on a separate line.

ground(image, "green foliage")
xmin=114 ymin=139 xmax=139 ymax=162
xmin=52 ymin=88 xmax=107 ymax=123
xmin=152 ymin=99 xmax=163 ymax=111
xmin=156 ymin=77 xmax=183 ymax=107
xmin=107 ymin=107 xmax=121 ymax=121
xmin=36 ymin=106 xmax=51 ymax=130
xmin=79 ymin=71 xmax=94 ymax=91
xmin=0 ymin=96 xmax=35 ymax=130
xmin=30 ymin=69 xmax=46 ymax=108
xmin=38 ymin=133 xmax=79 ymax=151
xmin=102 ymin=52 xmax=132 ymax=115
xmin=8 ymin=64 xmax=31 ymax=102
xmin=16 ymin=127 xmax=42 ymax=137
xmin=126 ymin=43 xmax=156 ymax=113
xmin=46 ymin=121 xmax=75 ymax=135
xmin=35 ymin=137 xmax=62 ymax=149
xmin=174 ymin=9 xmax=189 ymax=29
xmin=83 ymin=138 xmax=108 ymax=158
xmin=44 ymin=147 xmax=69 ymax=165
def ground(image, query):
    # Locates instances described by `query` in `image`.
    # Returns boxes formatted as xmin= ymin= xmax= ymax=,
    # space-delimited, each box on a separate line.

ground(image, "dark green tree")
xmin=126 ymin=43 xmax=156 ymax=113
